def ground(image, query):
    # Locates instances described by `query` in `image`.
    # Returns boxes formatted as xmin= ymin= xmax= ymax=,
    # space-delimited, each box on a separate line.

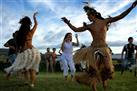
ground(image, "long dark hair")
xmin=63 ymin=32 xmax=72 ymax=41
xmin=83 ymin=6 xmax=104 ymax=20
xmin=16 ymin=16 xmax=32 ymax=51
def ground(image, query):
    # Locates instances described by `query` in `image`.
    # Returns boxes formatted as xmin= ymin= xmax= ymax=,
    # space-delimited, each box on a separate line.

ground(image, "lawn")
xmin=0 ymin=71 xmax=137 ymax=91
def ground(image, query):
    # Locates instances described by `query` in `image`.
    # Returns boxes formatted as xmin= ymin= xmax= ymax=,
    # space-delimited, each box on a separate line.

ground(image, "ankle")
xmin=64 ymin=76 xmax=68 ymax=80
xmin=30 ymin=84 xmax=34 ymax=87
xmin=71 ymin=75 xmax=74 ymax=81
xmin=6 ymin=73 xmax=10 ymax=80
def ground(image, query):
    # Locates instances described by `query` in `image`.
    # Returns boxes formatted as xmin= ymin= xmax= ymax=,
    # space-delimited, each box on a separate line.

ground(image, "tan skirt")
xmin=5 ymin=47 xmax=41 ymax=74
xmin=74 ymin=46 xmax=114 ymax=81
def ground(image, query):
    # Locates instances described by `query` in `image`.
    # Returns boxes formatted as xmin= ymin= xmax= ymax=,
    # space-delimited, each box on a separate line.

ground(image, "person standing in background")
xmin=121 ymin=37 xmax=136 ymax=75
xmin=4 ymin=32 xmax=17 ymax=64
xmin=45 ymin=48 xmax=53 ymax=72
xmin=51 ymin=48 xmax=57 ymax=72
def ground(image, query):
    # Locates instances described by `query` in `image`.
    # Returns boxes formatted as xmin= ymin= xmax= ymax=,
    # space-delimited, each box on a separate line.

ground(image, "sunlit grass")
xmin=0 ymin=71 xmax=137 ymax=91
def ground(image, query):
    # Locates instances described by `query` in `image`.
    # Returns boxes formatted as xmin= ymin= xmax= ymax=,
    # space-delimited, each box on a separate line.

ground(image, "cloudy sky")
xmin=0 ymin=0 xmax=137 ymax=54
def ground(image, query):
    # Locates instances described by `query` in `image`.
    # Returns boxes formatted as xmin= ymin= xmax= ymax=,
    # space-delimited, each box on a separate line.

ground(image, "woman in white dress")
xmin=60 ymin=33 xmax=79 ymax=80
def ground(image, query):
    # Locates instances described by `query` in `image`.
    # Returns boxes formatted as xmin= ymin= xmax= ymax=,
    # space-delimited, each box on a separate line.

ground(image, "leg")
xmin=21 ymin=49 xmax=31 ymax=81
xmin=121 ymin=59 xmax=128 ymax=75
xmin=102 ymin=80 xmax=108 ymax=91
xmin=50 ymin=61 xmax=54 ymax=72
xmin=75 ymin=72 xmax=91 ymax=85
xmin=62 ymin=59 xmax=68 ymax=80
xmin=24 ymin=70 xmax=30 ymax=82
xmin=5 ymin=73 xmax=11 ymax=80
xmin=121 ymin=66 xmax=125 ymax=75
xmin=46 ymin=61 xmax=49 ymax=72
xmin=53 ymin=62 xmax=56 ymax=72
xmin=8 ymin=54 xmax=16 ymax=64
xmin=30 ymin=69 xmax=36 ymax=87
xmin=135 ymin=59 xmax=137 ymax=77
xmin=91 ymin=78 xmax=97 ymax=91
xmin=29 ymin=48 xmax=40 ymax=87
xmin=68 ymin=58 xmax=75 ymax=80
xmin=134 ymin=67 xmax=137 ymax=77
xmin=129 ymin=58 xmax=136 ymax=72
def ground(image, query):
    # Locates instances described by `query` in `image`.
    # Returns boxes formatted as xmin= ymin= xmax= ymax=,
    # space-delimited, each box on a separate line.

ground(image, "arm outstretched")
xmin=61 ymin=17 xmax=88 ymax=32
xmin=106 ymin=0 xmax=137 ymax=23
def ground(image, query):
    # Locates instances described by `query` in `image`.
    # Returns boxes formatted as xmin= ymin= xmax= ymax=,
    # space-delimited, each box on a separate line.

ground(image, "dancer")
xmin=61 ymin=1 xmax=137 ymax=91
xmin=60 ymin=33 xmax=79 ymax=80
xmin=4 ymin=12 xmax=41 ymax=87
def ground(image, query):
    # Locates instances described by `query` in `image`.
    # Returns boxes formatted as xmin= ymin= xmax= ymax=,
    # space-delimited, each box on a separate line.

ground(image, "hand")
xmin=132 ymin=0 xmax=137 ymax=8
xmin=83 ymin=22 xmax=87 ymax=26
xmin=61 ymin=17 xmax=70 ymax=24
xmin=33 ymin=12 xmax=38 ymax=17
xmin=75 ymin=34 xmax=78 ymax=38
xmin=59 ymin=50 xmax=62 ymax=55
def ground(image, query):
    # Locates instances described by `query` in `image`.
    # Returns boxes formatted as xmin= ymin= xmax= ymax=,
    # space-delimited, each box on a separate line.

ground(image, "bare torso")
xmin=88 ymin=19 xmax=108 ymax=46
xmin=23 ymin=29 xmax=35 ymax=50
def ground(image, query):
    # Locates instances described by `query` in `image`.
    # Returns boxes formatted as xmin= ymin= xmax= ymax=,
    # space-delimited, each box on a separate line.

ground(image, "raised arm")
xmin=106 ymin=0 xmax=137 ymax=23
xmin=31 ymin=12 xmax=38 ymax=33
xmin=61 ymin=17 xmax=87 ymax=32
xmin=72 ymin=34 xmax=79 ymax=46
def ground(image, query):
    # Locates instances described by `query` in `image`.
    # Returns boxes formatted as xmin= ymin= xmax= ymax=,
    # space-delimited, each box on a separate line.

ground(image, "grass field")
xmin=0 ymin=71 xmax=137 ymax=91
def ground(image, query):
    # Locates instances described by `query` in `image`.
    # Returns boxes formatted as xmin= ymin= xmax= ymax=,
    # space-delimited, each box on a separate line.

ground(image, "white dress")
xmin=61 ymin=42 xmax=75 ymax=76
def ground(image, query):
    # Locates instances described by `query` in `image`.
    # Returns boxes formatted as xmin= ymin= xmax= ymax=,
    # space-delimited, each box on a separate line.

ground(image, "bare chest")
xmin=89 ymin=21 xmax=107 ymax=33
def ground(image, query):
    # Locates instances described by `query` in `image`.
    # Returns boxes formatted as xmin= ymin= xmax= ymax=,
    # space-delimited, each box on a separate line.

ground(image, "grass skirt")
xmin=74 ymin=46 xmax=114 ymax=83
xmin=5 ymin=47 xmax=41 ymax=74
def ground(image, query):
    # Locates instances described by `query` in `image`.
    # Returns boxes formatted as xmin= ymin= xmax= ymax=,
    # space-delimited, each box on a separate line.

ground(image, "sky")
xmin=0 ymin=0 xmax=137 ymax=54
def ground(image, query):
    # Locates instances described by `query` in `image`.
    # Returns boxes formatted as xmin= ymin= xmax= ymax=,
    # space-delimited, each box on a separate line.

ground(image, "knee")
xmin=70 ymin=67 xmax=75 ymax=72
xmin=91 ymin=80 xmax=97 ymax=91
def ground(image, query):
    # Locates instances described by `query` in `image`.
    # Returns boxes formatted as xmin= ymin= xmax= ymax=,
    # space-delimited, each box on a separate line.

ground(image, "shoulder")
xmin=123 ymin=44 xmax=128 ymax=49
xmin=45 ymin=52 xmax=47 ymax=55
xmin=132 ymin=44 xmax=136 ymax=48
xmin=132 ymin=44 xmax=136 ymax=46
xmin=101 ymin=18 xmax=110 ymax=24
xmin=85 ymin=23 xmax=92 ymax=27
xmin=125 ymin=44 xmax=128 ymax=47
xmin=64 ymin=42 xmax=68 ymax=45
xmin=7 ymin=39 xmax=14 ymax=43
xmin=9 ymin=38 xmax=14 ymax=41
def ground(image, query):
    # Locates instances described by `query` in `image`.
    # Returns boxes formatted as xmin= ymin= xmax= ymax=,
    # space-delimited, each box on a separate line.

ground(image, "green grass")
xmin=0 ymin=71 xmax=137 ymax=91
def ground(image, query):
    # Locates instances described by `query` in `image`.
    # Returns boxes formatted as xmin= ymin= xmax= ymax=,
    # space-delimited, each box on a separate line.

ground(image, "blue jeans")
xmin=122 ymin=58 xmax=135 ymax=69
xmin=8 ymin=54 xmax=16 ymax=64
